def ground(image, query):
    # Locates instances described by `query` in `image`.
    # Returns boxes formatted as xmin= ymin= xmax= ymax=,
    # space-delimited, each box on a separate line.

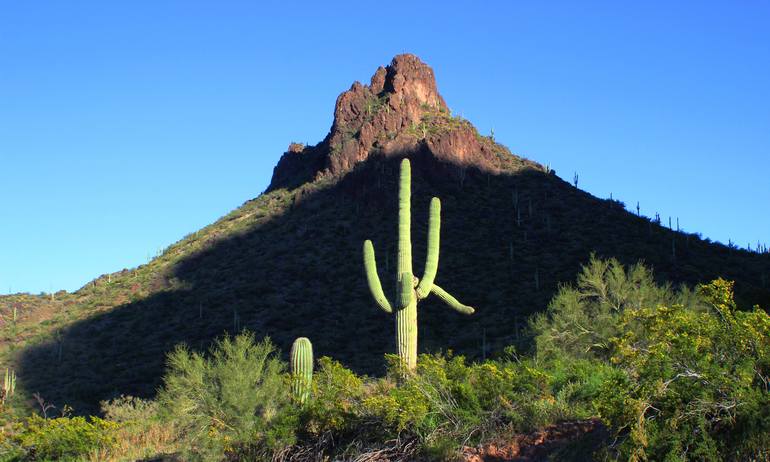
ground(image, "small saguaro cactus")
xmin=290 ymin=337 xmax=313 ymax=404
xmin=2 ymin=368 xmax=15 ymax=403
xmin=363 ymin=158 xmax=475 ymax=372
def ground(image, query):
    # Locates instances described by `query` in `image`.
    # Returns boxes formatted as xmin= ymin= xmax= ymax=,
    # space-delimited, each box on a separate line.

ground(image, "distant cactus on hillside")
xmin=2 ymin=368 xmax=15 ymax=404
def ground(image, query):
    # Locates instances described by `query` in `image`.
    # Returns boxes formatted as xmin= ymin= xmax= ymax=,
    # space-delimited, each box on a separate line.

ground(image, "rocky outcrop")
xmin=268 ymin=142 xmax=325 ymax=191
xmin=268 ymin=54 xmax=528 ymax=191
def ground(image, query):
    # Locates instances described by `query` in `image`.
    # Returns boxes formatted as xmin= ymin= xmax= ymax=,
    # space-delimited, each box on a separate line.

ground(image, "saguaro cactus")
xmin=2 ymin=368 xmax=15 ymax=403
xmin=290 ymin=337 xmax=313 ymax=404
xmin=363 ymin=158 xmax=474 ymax=371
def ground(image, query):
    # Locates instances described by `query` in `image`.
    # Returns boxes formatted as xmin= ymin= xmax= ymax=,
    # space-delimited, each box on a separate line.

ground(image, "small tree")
xmin=157 ymin=332 xmax=293 ymax=461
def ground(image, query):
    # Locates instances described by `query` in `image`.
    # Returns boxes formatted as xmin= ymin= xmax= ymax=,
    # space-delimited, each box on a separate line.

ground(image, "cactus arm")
xmin=431 ymin=284 xmax=475 ymax=315
xmin=416 ymin=197 xmax=440 ymax=299
xmin=363 ymin=240 xmax=393 ymax=313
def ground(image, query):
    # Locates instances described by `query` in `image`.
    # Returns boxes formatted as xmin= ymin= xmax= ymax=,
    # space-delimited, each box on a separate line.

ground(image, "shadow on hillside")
xmin=16 ymin=151 xmax=770 ymax=414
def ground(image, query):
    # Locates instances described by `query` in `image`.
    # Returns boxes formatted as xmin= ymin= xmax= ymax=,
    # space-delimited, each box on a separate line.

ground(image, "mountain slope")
xmin=2 ymin=54 xmax=768 ymax=414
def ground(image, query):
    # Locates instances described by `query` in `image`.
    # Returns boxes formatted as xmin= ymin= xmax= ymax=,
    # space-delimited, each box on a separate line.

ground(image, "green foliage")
xmin=156 ymin=332 xmax=294 ymax=461
xmin=301 ymin=357 xmax=365 ymax=435
xmin=362 ymin=352 xmax=592 ymax=448
xmin=14 ymin=414 xmax=118 ymax=461
xmin=600 ymin=279 xmax=770 ymax=461
xmin=290 ymin=337 xmax=313 ymax=405
xmin=530 ymin=255 xmax=691 ymax=362
xmin=100 ymin=395 xmax=158 ymax=425
xmin=287 ymin=351 xmax=601 ymax=459
xmin=532 ymin=258 xmax=770 ymax=460
xmin=363 ymin=158 xmax=474 ymax=371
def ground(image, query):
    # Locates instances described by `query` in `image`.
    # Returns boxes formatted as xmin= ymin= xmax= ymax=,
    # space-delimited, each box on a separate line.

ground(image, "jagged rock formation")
xmin=268 ymin=54 xmax=532 ymax=191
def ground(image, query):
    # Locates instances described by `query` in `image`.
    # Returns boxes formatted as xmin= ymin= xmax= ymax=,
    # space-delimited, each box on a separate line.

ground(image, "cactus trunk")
xmin=396 ymin=296 xmax=418 ymax=370
xmin=290 ymin=337 xmax=313 ymax=404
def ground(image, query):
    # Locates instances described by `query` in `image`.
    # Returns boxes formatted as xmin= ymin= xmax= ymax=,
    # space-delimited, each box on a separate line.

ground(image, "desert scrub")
xmin=157 ymin=332 xmax=294 ymax=462
xmin=532 ymin=258 xmax=770 ymax=460
xmin=100 ymin=395 xmax=157 ymax=425
xmin=301 ymin=357 xmax=365 ymax=436
xmin=95 ymin=396 xmax=176 ymax=461
xmin=359 ymin=353 xmax=572 ymax=455
xmin=596 ymin=279 xmax=770 ymax=461
xmin=529 ymin=255 xmax=698 ymax=363
xmin=10 ymin=414 xmax=118 ymax=461
xmin=289 ymin=353 xmax=571 ymax=460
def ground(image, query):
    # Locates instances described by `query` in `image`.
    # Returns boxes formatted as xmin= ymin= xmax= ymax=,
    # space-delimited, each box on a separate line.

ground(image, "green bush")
xmin=598 ymin=279 xmax=770 ymax=461
xmin=100 ymin=395 xmax=157 ymax=425
xmin=360 ymin=352 xmax=578 ymax=453
xmin=16 ymin=414 xmax=118 ymax=461
xmin=302 ymin=356 xmax=365 ymax=435
xmin=530 ymin=256 xmax=690 ymax=362
xmin=530 ymin=258 xmax=770 ymax=460
xmin=287 ymin=351 xmax=580 ymax=459
xmin=157 ymin=332 xmax=295 ymax=461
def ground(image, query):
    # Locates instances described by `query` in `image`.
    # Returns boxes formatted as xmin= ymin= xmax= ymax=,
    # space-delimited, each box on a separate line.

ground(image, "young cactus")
xmin=363 ymin=158 xmax=475 ymax=372
xmin=290 ymin=337 xmax=313 ymax=404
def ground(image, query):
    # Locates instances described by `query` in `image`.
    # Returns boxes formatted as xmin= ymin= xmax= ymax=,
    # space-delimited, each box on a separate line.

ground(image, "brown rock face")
xmin=268 ymin=54 xmax=516 ymax=191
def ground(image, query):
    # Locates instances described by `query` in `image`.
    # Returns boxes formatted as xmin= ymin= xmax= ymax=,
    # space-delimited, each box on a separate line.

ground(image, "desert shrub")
xmin=100 ymin=395 xmax=157 ymax=425
xmin=530 ymin=256 xmax=687 ymax=362
xmin=16 ymin=414 xmax=118 ymax=461
xmin=98 ymin=395 xmax=177 ymax=461
xmin=301 ymin=356 xmax=365 ymax=436
xmin=157 ymin=332 xmax=294 ymax=462
xmin=598 ymin=279 xmax=770 ymax=461
xmin=530 ymin=258 xmax=770 ymax=460
xmin=0 ymin=427 xmax=26 ymax=462
xmin=362 ymin=353 xmax=493 ymax=440
xmin=360 ymin=352 xmax=578 ymax=456
xmin=544 ymin=358 xmax=617 ymax=417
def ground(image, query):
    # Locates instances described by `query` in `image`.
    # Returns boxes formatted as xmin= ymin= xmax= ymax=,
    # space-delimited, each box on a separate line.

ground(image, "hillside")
xmin=2 ymin=54 xmax=769 ymax=415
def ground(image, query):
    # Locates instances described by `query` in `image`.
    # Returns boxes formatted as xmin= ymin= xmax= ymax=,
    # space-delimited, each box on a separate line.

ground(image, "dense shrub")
xmin=301 ymin=356 xmax=365 ymax=436
xmin=532 ymin=258 xmax=770 ymax=461
xmin=530 ymin=256 xmax=695 ymax=362
xmin=287 ymin=350 xmax=599 ymax=460
xmin=599 ymin=279 xmax=770 ymax=461
xmin=15 ymin=414 xmax=117 ymax=461
xmin=348 ymin=352 xmax=596 ymax=455
xmin=157 ymin=332 xmax=294 ymax=461
xmin=98 ymin=395 xmax=178 ymax=461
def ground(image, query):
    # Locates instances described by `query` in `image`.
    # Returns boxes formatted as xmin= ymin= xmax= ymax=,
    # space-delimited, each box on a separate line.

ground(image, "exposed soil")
xmin=463 ymin=419 xmax=608 ymax=462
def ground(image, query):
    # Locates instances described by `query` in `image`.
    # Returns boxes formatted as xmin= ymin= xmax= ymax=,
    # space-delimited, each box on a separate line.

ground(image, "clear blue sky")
xmin=1 ymin=1 xmax=769 ymax=294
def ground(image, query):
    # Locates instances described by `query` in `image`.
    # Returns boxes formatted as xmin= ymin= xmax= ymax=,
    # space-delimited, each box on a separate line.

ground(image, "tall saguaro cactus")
xmin=290 ymin=337 xmax=313 ymax=404
xmin=363 ymin=158 xmax=475 ymax=371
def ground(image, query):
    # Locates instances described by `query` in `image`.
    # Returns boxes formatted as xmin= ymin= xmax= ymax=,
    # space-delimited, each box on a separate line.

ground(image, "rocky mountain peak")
xmin=268 ymin=54 xmax=522 ymax=191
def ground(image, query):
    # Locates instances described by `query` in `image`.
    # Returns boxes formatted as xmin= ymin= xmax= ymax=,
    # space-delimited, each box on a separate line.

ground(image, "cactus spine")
xmin=290 ymin=337 xmax=313 ymax=404
xmin=363 ymin=158 xmax=475 ymax=371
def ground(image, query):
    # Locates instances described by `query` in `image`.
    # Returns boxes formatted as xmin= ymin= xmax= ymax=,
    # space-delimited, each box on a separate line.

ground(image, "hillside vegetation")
xmin=2 ymin=149 xmax=767 ymax=416
xmin=1 ymin=258 xmax=767 ymax=461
